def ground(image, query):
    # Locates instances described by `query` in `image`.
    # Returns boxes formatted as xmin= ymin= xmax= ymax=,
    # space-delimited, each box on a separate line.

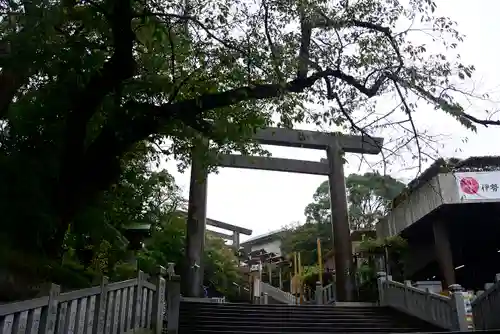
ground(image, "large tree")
xmin=0 ymin=0 xmax=495 ymax=256
xmin=0 ymin=142 xmax=185 ymax=300
xmin=304 ymin=172 xmax=405 ymax=230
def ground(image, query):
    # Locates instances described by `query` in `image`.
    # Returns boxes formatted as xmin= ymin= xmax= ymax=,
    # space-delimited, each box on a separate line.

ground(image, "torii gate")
xmin=184 ymin=127 xmax=383 ymax=302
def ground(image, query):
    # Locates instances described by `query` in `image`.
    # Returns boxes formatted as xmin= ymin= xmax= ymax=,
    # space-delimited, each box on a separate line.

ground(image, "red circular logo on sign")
xmin=460 ymin=177 xmax=479 ymax=194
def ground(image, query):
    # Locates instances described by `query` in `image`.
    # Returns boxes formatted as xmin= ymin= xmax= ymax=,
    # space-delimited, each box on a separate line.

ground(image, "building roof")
xmin=391 ymin=156 xmax=500 ymax=209
xmin=240 ymin=229 xmax=285 ymax=246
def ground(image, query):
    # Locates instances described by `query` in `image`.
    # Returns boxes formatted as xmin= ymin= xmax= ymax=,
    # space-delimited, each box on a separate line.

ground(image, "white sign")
xmin=250 ymin=264 xmax=261 ymax=272
xmin=455 ymin=171 xmax=500 ymax=200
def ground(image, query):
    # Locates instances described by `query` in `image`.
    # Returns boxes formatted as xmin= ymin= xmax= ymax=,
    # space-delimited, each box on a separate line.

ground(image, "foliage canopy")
xmin=281 ymin=173 xmax=404 ymax=269
xmin=304 ymin=172 xmax=405 ymax=230
xmin=0 ymin=0 xmax=496 ymax=266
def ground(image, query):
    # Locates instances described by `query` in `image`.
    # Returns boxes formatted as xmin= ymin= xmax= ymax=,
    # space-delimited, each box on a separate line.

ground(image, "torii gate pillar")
xmin=326 ymin=143 xmax=354 ymax=301
xmin=184 ymin=142 xmax=208 ymax=297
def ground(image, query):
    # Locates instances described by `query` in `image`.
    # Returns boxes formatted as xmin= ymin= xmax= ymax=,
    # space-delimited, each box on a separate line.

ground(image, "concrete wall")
xmin=377 ymin=173 xmax=459 ymax=238
xmin=250 ymin=239 xmax=282 ymax=256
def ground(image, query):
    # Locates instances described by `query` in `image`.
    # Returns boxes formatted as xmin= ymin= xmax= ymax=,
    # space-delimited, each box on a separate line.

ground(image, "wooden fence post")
xmin=152 ymin=265 xmax=166 ymax=333
xmin=166 ymin=263 xmax=181 ymax=334
xmin=135 ymin=270 xmax=145 ymax=330
xmin=40 ymin=283 xmax=60 ymax=334
xmin=94 ymin=276 xmax=109 ymax=334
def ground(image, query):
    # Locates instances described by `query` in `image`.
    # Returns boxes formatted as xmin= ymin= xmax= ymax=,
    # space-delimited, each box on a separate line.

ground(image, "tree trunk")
xmin=43 ymin=210 xmax=73 ymax=260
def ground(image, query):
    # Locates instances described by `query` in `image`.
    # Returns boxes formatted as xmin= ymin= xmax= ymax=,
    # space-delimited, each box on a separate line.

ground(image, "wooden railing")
xmin=377 ymin=272 xmax=468 ymax=331
xmin=471 ymin=273 xmax=500 ymax=330
xmin=0 ymin=264 xmax=182 ymax=334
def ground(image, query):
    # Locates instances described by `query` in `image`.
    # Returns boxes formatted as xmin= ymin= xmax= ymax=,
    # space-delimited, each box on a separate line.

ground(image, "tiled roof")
xmin=241 ymin=228 xmax=285 ymax=245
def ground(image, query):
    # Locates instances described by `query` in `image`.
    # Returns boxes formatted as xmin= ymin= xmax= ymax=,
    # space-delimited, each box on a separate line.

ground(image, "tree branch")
xmin=297 ymin=10 xmax=404 ymax=82
xmin=392 ymin=79 xmax=422 ymax=173
xmin=58 ymin=0 xmax=136 ymax=217
xmin=141 ymin=12 xmax=247 ymax=55
xmin=0 ymin=1 xmax=39 ymax=118
xmin=169 ymin=66 xmax=384 ymax=113
xmin=0 ymin=69 xmax=28 ymax=117
xmin=87 ymin=64 xmax=387 ymax=174
xmin=297 ymin=8 xmax=312 ymax=79
xmin=392 ymin=74 xmax=500 ymax=129
xmin=263 ymin=0 xmax=283 ymax=81
xmin=314 ymin=17 xmax=404 ymax=73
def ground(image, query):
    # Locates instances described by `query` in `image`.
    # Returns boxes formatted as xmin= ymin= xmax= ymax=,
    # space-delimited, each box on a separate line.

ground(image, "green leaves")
xmin=138 ymin=213 xmax=244 ymax=297
xmin=280 ymin=222 xmax=332 ymax=267
xmin=346 ymin=173 xmax=405 ymax=230
xmin=304 ymin=173 xmax=405 ymax=230
xmin=0 ymin=0 xmax=492 ymax=276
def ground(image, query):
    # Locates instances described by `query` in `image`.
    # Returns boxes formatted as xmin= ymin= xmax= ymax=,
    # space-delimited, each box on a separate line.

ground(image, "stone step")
xmin=178 ymin=330 xmax=454 ymax=334
xmin=179 ymin=319 xmax=429 ymax=329
xmin=180 ymin=312 xmax=402 ymax=321
xmin=180 ymin=309 xmax=397 ymax=317
xmin=181 ymin=316 xmax=408 ymax=326
xmin=178 ymin=325 xmax=435 ymax=333
xmin=179 ymin=302 xmax=444 ymax=333
xmin=181 ymin=302 xmax=380 ymax=310
xmin=180 ymin=305 xmax=388 ymax=314
xmin=179 ymin=332 xmax=450 ymax=334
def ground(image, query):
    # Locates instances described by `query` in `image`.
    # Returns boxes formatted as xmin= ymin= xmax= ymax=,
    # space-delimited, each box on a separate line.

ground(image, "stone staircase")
xmin=179 ymin=302 xmax=446 ymax=334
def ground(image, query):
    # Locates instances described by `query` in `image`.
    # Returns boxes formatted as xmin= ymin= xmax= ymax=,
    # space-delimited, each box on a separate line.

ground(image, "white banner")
xmin=455 ymin=171 xmax=500 ymax=200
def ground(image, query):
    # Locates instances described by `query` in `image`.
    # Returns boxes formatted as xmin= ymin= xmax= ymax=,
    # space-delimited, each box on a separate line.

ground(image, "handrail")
xmin=321 ymin=282 xmax=335 ymax=304
xmin=377 ymin=272 xmax=468 ymax=331
xmin=313 ymin=281 xmax=335 ymax=305
xmin=471 ymin=273 xmax=500 ymax=330
xmin=181 ymin=297 xmax=226 ymax=303
xmin=260 ymin=282 xmax=297 ymax=304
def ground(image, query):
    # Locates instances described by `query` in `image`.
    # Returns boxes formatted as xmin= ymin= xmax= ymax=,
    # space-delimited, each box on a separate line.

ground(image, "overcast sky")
xmin=164 ymin=0 xmax=500 ymax=241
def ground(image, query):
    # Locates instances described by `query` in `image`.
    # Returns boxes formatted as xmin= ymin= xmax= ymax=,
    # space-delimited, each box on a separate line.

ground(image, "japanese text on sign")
xmin=455 ymin=171 xmax=500 ymax=201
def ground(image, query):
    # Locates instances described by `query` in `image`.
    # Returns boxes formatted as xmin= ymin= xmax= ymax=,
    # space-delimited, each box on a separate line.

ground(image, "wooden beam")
xmin=206 ymin=216 xmax=252 ymax=235
xmin=176 ymin=210 xmax=252 ymax=235
xmin=218 ymin=155 xmax=329 ymax=175
xmin=206 ymin=230 xmax=233 ymax=240
xmin=254 ymin=127 xmax=383 ymax=154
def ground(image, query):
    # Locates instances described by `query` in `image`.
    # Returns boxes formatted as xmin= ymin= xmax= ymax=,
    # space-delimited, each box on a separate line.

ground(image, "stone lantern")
xmin=121 ymin=223 xmax=151 ymax=268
